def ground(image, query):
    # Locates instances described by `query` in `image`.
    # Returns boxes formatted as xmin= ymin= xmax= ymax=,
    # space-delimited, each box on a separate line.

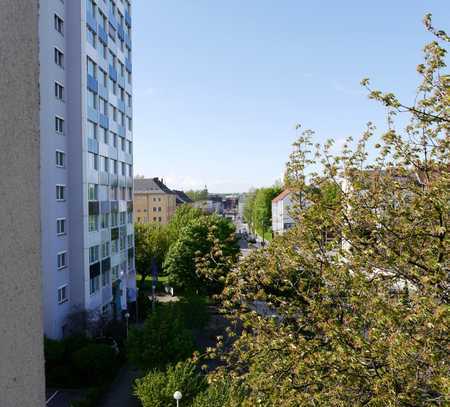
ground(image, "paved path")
xmin=99 ymin=365 xmax=142 ymax=407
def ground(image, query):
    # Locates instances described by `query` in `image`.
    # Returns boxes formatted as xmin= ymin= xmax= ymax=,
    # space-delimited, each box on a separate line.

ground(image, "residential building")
xmin=0 ymin=0 xmax=46 ymax=403
xmin=173 ymin=189 xmax=194 ymax=206
xmin=134 ymin=178 xmax=177 ymax=224
xmin=40 ymin=0 xmax=136 ymax=339
xmin=193 ymin=195 xmax=224 ymax=215
xmin=272 ymin=190 xmax=295 ymax=235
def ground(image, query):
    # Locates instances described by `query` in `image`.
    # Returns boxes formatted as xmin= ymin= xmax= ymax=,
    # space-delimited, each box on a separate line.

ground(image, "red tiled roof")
xmin=272 ymin=189 xmax=291 ymax=203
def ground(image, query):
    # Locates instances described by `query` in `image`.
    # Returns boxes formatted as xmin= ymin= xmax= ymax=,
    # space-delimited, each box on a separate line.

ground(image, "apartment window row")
xmin=88 ymin=152 xmax=133 ymax=176
xmin=55 ymin=82 xmax=64 ymax=101
xmin=58 ymin=285 xmax=69 ymax=304
xmin=57 ymin=218 xmax=66 ymax=235
xmin=54 ymin=14 xmax=64 ymax=35
xmin=57 ymin=251 xmax=67 ymax=269
xmin=56 ymin=150 xmax=65 ymax=167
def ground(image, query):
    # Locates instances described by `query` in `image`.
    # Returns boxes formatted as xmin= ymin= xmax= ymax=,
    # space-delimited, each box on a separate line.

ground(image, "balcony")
xmin=117 ymin=99 xmax=126 ymax=114
xmin=125 ymin=57 xmax=132 ymax=73
xmin=117 ymin=25 xmax=125 ymax=41
xmin=108 ymin=65 xmax=118 ymax=82
xmin=98 ymin=25 xmax=108 ymax=44
xmin=99 ymin=113 xmax=109 ymax=129
xmin=124 ymin=32 xmax=131 ymax=48
xmin=86 ymin=13 xmax=97 ymax=33
xmin=125 ymin=10 xmax=131 ymax=27
xmin=108 ymin=9 xmax=117 ymax=29
xmin=87 ymin=138 xmax=99 ymax=154
xmin=87 ymin=74 xmax=98 ymax=93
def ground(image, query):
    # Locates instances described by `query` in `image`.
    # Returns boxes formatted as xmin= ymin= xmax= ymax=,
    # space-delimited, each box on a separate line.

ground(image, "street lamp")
xmin=173 ymin=391 xmax=182 ymax=407
xmin=124 ymin=312 xmax=130 ymax=338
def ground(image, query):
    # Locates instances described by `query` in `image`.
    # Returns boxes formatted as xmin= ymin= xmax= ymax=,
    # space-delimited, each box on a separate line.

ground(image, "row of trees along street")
xmin=129 ymin=16 xmax=448 ymax=406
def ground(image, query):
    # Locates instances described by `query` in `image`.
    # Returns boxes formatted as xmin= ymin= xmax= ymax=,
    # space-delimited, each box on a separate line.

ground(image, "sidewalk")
xmin=99 ymin=364 xmax=142 ymax=407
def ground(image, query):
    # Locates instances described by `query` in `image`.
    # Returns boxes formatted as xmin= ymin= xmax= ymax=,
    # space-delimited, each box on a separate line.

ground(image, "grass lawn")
xmin=136 ymin=274 xmax=169 ymax=291
xmin=255 ymin=227 xmax=273 ymax=242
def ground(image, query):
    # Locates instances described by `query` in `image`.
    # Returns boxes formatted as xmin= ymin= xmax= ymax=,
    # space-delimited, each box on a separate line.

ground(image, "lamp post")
xmin=124 ymin=312 xmax=130 ymax=338
xmin=173 ymin=391 xmax=182 ymax=407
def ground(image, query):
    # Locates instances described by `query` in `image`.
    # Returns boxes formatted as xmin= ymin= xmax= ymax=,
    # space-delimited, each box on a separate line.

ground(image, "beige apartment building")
xmin=134 ymin=178 xmax=177 ymax=224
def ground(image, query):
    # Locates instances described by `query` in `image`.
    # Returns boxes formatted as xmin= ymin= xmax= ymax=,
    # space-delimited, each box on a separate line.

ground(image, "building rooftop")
xmin=134 ymin=178 xmax=176 ymax=194
xmin=272 ymin=189 xmax=291 ymax=204
xmin=173 ymin=190 xmax=193 ymax=204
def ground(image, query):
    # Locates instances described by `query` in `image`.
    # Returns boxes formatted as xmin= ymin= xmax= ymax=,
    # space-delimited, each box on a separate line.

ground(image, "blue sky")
xmin=132 ymin=0 xmax=449 ymax=193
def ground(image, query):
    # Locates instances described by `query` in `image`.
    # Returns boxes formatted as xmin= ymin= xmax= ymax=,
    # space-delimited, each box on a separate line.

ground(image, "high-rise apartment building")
xmin=40 ymin=0 xmax=136 ymax=339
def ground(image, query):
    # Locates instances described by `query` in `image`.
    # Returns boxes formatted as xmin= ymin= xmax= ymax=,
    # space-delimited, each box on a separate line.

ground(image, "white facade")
xmin=272 ymin=191 xmax=294 ymax=235
xmin=40 ymin=0 xmax=136 ymax=339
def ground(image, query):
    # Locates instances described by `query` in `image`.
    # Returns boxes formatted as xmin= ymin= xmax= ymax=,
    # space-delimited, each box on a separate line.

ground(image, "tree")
xmin=210 ymin=16 xmax=449 ymax=406
xmin=186 ymin=187 xmax=209 ymax=202
xmin=167 ymin=204 xmax=203 ymax=244
xmin=164 ymin=215 xmax=239 ymax=294
xmin=242 ymin=190 xmax=256 ymax=232
xmin=135 ymin=223 xmax=170 ymax=289
xmin=253 ymin=186 xmax=282 ymax=241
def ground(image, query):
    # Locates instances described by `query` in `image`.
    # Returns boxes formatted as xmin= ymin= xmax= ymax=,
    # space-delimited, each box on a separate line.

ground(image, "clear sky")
xmin=132 ymin=0 xmax=449 ymax=193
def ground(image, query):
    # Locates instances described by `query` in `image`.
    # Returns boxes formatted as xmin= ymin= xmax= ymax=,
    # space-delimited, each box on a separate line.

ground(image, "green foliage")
xmin=45 ymin=334 xmax=120 ymax=388
xmin=243 ymin=186 xmax=281 ymax=238
xmin=192 ymin=378 xmax=245 ymax=407
xmin=164 ymin=215 xmax=239 ymax=294
xmin=213 ymin=17 xmax=450 ymax=406
xmin=166 ymin=204 xmax=203 ymax=244
xmin=135 ymin=222 xmax=170 ymax=285
xmin=134 ymin=359 xmax=207 ymax=407
xmin=185 ymin=187 xmax=209 ymax=202
xmin=71 ymin=344 xmax=118 ymax=385
xmin=127 ymin=302 xmax=196 ymax=370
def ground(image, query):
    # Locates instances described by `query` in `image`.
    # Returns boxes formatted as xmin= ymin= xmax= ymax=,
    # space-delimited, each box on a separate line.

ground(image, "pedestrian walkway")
xmin=99 ymin=364 xmax=142 ymax=407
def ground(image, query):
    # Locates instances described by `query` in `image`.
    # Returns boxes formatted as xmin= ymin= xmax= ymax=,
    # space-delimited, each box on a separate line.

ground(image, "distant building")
xmin=272 ymin=190 xmax=295 ymax=235
xmin=193 ymin=195 xmax=224 ymax=215
xmin=134 ymin=178 xmax=177 ymax=224
xmin=173 ymin=190 xmax=194 ymax=206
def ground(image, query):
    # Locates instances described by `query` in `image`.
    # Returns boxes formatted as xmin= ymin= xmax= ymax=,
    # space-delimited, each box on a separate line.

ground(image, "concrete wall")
xmin=0 ymin=0 xmax=46 ymax=405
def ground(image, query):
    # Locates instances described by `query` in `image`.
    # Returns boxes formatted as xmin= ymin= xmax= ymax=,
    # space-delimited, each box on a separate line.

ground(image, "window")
xmin=120 ymin=187 xmax=126 ymax=200
xmin=158 ymin=217 xmax=162 ymax=222
xmin=119 ymin=62 xmax=125 ymax=78
xmin=87 ymin=120 xmax=97 ymax=139
xmin=127 ymin=141 xmax=132 ymax=154
xmin=56 ymin=150 xmax=65 ymax=167
xmin=120 ymin=136 xmax=125 ymax=151
xmin=87 ymin=57 xmax=97 ymax=78
xmin=100 ymin=127 xmax=108 ymax=144
xmin=102 ymin=270 xmax=110 ymax=286
xmin=111 ymin=105 xmax=117 ymax=121
xmin=54 ymin=14 xmax=64 ymax=34
xmin=110 ymin=186 xmax=118 ymax=201
xmin=128 ymin=234 xmax=133 ymax=248
xmin=111 ymin=239 xmax=118 ymax=254
xmin=89 ymin=152 xmax=98 ymax=170
xmin=57 ymin=251 xmax=67 ymax=269
xmin=87 ymin=0 xmax=96 ymax=17
xmin=90 ymin=275 xmax=100 ymax=295
xmin=101 ymin=241 xmax=110 ymax=258
xmin=112 ymin=265 xmax=119 ymax=280
xmin=99 ymin=11 xmax=107 ymax=30
xmin=58 ymin=285 xmax=69 ymax=304
xmin=109 ymin=50 xmax=116 ymax=69
xmin=127 ymin=71 xmax=132 ymax=85
xmin=101 ymin=213 xmax=109 ymax=229
xmin=102 ymin=156 xmax=109 ymax=172
xmin=121 ymin=162 xmax=126 ymax=176
xmin=89 ymin=245 xmax=99 ymax=263
xmin=128 ymin=164 xmax=132 ymax=177
xmin=88 ymin=183 xmax=98 ymax=201
xmin=87 ymin=26 xmax=96 ymax=48
xmin=55 ymin=82 xmax=64 ymax=100
xmin=127 ymin=93 xmax=132 ymax=107
xmin=57 ymin=218 xmax=66 ymax=235
xmin=128 ymin=187 xmax=132 ymax=200
xmin=55 ymin=116 xmax=64 ymax=134
xmin=111 ymin=133 xmax=118 ymax=148
xmin=127 ymin=211 xmax=133 ymax=223
xmin=100 ymin=69 xmax=108 ymax=87
xmin=87 ymin=89 xmax=97 ymax=109
xmin=127 ymin=117 xmax=132 ymax=131
xmin=88 ymin=214 xmax=98 ymax=232
xmin=120 ymin=235 xmax=126 ymax=250
xmin=120 ymin=211 xmax=126 ymax=225
xmin=109 ymin=78 xmax=117 ymax=95
xmin=56 ymin=185 xmax=66 ymax=201
xmin=99 ymin=97 xmax=108 ymax=115
xmin=54 ymin=48 xmax=64 ymax=67
xmin=111 ymin=212 xmax=118 ymax=227
xmin=120 ymin=112 xmax=125 ymax=126
xmin=158 ymin=207 xmax=162 ymax=212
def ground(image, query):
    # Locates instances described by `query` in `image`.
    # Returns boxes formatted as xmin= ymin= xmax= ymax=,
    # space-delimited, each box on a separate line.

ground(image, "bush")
xmin=177 ymin=296 xmax=209 ymax=330
xmin=71 ymin=344 xmax=118 ymax=385
xmin=134 ymin=359 xmax=206 ymax=407
xmin=127 ymin=302 xmax=195 ymax=370
xmin=192 ymin=378 xmax=245 ymax=407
